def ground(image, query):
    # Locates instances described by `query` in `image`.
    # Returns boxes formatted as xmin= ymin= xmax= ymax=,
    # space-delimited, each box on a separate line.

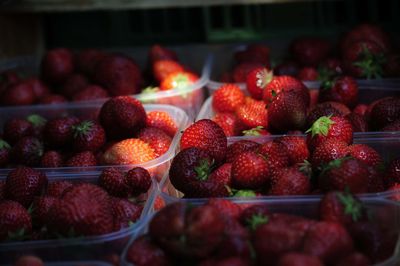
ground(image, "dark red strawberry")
xmin=47 ymin=180 xmax=73 ymax=198
xmin=310 ymin=139 xmax=349 ymax=169
xmin=138 ymin=127 xmax=172 ymax=157
xmin=11 ymin=137 xmax=44 ymax=166
xmin=306 ymin=115 xmax=353 ymax=151
xmin=149 ymin=44 xmax=178 ymax=64
xmin=345 ymin=112 xmax=368 ymax=132
xmin=3 ymin=118 xmax=33 ymax=145
xmin=306 ymin=101 xmax=351 ymax=127
xmin=125 ymin=167 xmax=152 ymax=196
xmin=0 ymin=180 xmax=5 ymax=200
xmin=235 ymin=44 xmax=270 ymax=66
xmin=226 ymin=140 xmax=260 ymax=163
xmin=270 ymin=167 xmax=311 ymax=196
xmin=126 ymin=235 xmax=171 ymax=266
xmin=277 ymin=253 xmax=323 ymax=266
xmin=353 ymin=104 xmax=368 ymax=116
xmin=186 ymin=181 xmax=230 ymax=198
xmin=40 ymin=150 xmax=63 ymax=168
xmin=95 ymin=54 xmax=142 ymax=96
xmin=348 ymin=144 xmax=383 ymax=168
xmin=298 ymin=67 xmax=319 ymax=81
xmin=180 ymin=119 xmax=227 ymax=163
xmin=5 ymin=167 xmax=48 ymax=207
xmin=110 ymin=197 xmax=142 ymax=230
xmin=235 ymin=99 xmax=269 ymax=130
xmin=290 ymin=37 xmax=331 ymax=67
xmin=38 ymin=94 xmax=67 ymax=104
xmin=366 ymin=166 xmax=385 ymax=193
xmin=41 ymin=48 xmax=75 ymax=84
xmin=385 ymin=158 xmax=400 ymax=187
xmin=99 ymin=167 xmax=129 ymax=197
xmin=71 ymin=120 xmax=106 ymax=152
xmin=382 ymin=119 xmax=400 ymax=131
xmin=208 ymin=163 xmax=232 ymax=187
xmin=319 ymin=157 xmax=369 ymax=193
xmin=336 ymin=252 xmax=371 ymax=266
xmin=61 ymin=73 xmax=90 ymax=99
xmin=232 ymin=62 xmax=264 ymax=83
xmin=61 ymin=183 xmax=109 ymax=203
xmin=240 ymin=204 xmax=270 ymax=230
xmin=0 ymin=200 xmax=32 ymax=241
xmin=273 ymin=60 xmax=299 ymax=76
xmin=302 ymin=221 xmax=353 ymax=263
xmin=274 ymin=136 xmax=309 ymax=165
xmin=72 ymin=85 xmax=109 ymax=102
xmin=206 ymin=198 xmax=241 ymax=219
xmin=319 ymin=76 xmax=358 ymax=108
xmin=76 ymin=49 xmax=107 ymax=77
xmin=65 ymin=151 xmax=97 ymax=167
xmin=231 ymin=151 xmax=269 ymax=189
xmin=26 ymin=77 xmax=50 ymax=100
xmin=32 ymin=196 xmax=57 ymax=228
xmin=1 ymin=81 xmax=36 ymax=106
xmin=213 ymin=112 xmax=242 ymax=137
xmin=146 ymin=111 xmax=177 ymax=138
xmin=0 ymin=139 xmax=11 ymax=167
xmin=212 ymin=84 xmax=245 ymax=113
xmin=368 ymin=97 xmax=400 ymax=130
xmin=99 ymin=96 xmax=147 ymax=140
xmin=383 ymin=53 xmax=400 ymax=77
xmin=262 ymin=75 xmax=309 ymax=106
xmin=246 ymin=67 xmax=273 ymax=100
xmin=257 ymin=141 xmax=290 ymax=173
xmin=44 ymin=116 xmax=80 ymax=148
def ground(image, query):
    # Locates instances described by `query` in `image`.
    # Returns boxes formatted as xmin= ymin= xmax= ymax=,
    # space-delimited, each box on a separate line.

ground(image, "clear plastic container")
xmin=0 ymin=176 xmax=159 ymax=265
xmin=120 ymin=196 xmax=400 ymax=266
xmin=0 ymin=103 xmax=189 ymax=181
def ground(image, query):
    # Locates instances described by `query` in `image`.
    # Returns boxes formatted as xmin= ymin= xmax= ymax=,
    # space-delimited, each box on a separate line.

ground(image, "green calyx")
xmin=299 ymin=160 xmax=313 ymax=177
xmin=317 ymin=67 xmax=336 ymax=83
xmin=0 ymin=139 xmax=11 ymax=150
xmin=320 ymin=79 xmax=334 ymax=91
xmin=73 ymin=120 xmax=94 ymax=138
xmin=247 ymin=214 xmax=269 ymax=231
xmin=7 ymin=228 xmax=28 ymax=241
xmin=242 ymin=126 xmax=265 ymax=136
xmin=26 ymin=114 xmax=47 ymax=127
xmin=171 ymin=74 xmax=191 ymax=90
xmin=258 ymin=69 xmax=274 ymax=88
xmin=305 ymin=115 xmax=335 ymax=138
xmin=337 ymin=191 xmax=363 ymax=222
xmin=194 ymin=159 xmax=212 ymax=181
xmin=141 ymin=86 xmax=160 ymax=94
xmin=320 ymin=156 xmax=352 ymax=176
xmin=353 ymin=45 xmax=386 ymax=79
xmin=233 ymin=189 xmax=257 ymax=197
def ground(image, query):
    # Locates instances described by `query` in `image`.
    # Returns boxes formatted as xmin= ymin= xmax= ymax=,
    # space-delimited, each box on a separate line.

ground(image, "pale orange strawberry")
xmin=102 ymin=138 xmax=156 ymax=165
xmin=212 ymin=84 xmax=245 ymax=113
xmin=235 ymin=99 xmax=268 ymax=129
xmin=146 ymin=111 xmax=178 ymax=137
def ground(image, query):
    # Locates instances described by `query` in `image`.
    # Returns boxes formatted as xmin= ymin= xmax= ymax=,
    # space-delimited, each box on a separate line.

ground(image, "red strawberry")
xmin=148 ymin=44 xmax=178 ymax=64
xmin=310 ymin=139 xmax=349 ymax=169
xmin=125 ymin=167 xmax=152 ymax=196
xmin=208 ymin=163 xmax=232 ymax=187
xmin=231 ymin=151 xmax=269 ymax=189
xmin=72 ymin=85 xmax=109 ymax=102
xmin=306 ymin=115 xmax=353 ymax=151
xmin=76 ymin=49 xmax=107 ymax=77
xmin=61 ymin=74 xmax=90 ymax=99
xmin=0 ymin=200 xmax=32 ymax=241
xmin=71 ymin=120 xmax=106 ymax=152
xmin=319 ymin=191 xmax=366 ymax=226
xmin=213 ymin=112 xmax=242 ymax=137
xmin=46 ymin=180 xmax=73 ymax=198
xmin=160 ymin=71 xmax=199 ymax=91
xmin=138 ymin=127 xmax=172 ymax=157
xmin=246 ymin=67 xmax=273 ymax=100
xmin=102 ymin=139 xmax=156 ymax=165
xmin=319 ymin=157 xmax=369 ymax=193
xmin=95 ymin=54 xmax=142 ymax=96
xmin=110 ymin=197 xmax=142 ymax=230
xmin=274 ymin=136 xmax=309 ymax=165
xmin=11 ymin=137 xmax=44 ymax=166
xmin=277 ymin=253 xmax=323 ymax=266
xmin=385 ymin=158 xmax=400 ymax=187
xmin=257 ymin=141 xmax=290 ymax=173
xmin=38 ymin=94 xmax=67 ymax=104
xmin=126 ymin=235 xmax=171 ymax=266
xmin=146 ymin=111 xmax=177 ymax=137
xmin=153 ymin=59 xmax=184 ymax=82
xmin=3 ymin=118 xmax=33 ymax=145
xmin=306 ymin=101 xmax=351 ymax=127
xmin=270 ymin=167 xmax=311 ymax=196
xmin=1 ymin=81 xmax=36 ymax=106
xmin=180 ymin=119 xmax=227 ymax=163
xmin=262 ymin=75 xmax=309 ymax=106
xmin=302 ymin=221 xmax=353 ymax=263
xmin=232 ymin=62 xmax=264 ymax=83
xmin=65 ymin=151 xmax=97 ymax=167
xmin=99 ymin=167 xmax=129 ymax=197
xmin=368 ymin=97 xmax=400 ymax=130
xmin=348 ymin=144 xmax=383 ymax=168
xmin=353 ymin=104 xmax=368 ymax=116
xmin=290 ymin=37 xmax=331 ymax=67
xmin=44 ymin=116 xmax=80 ymax=148
xmin=319 ymin=76 xmax=358 ymax=108
xmin=61 ymin=183 xmax=109 ymax=203
xmin=41 ymin=48 xmax=74 ymax=84
xmin=184 ymin=180 xmax=230 ymax=198
xmin=274 ymin=60 xmax=299 ymax=76
xmin=0 ymin=139 xmax=11 ymax=167
xmin=99 ymin=96 xmax=147 ymax=140
xmin=212 ymin=84 xmax=245 ymax=113
xmin=345 ymin=112 xmax=368 ymax=132
xmin=298 ymin=67 xmax=319 ymax=81
xmin=5 ymin=167 xmax=48 ymax=207
xmin=26 ymin=77 xmax=50 ymax=100
xmin=32 ymin=196 xmax=57 ymax=228
xmin=268 ymin=90 xmax=308 ymax=132
xmin=336 ymin=252 xmax=371 ymax=266
xmin=226 ymin=140 xmax=260 ymax=163
xmin=40 ymin=150 xmax=63 ymax=167
xmin=235 ymin=99 xmax=268 ymax=129
xmin=206 ymin=198 xmax=241 ymax=219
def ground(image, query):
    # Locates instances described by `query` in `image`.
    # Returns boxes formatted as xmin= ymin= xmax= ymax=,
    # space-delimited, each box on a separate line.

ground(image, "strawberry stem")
xmin=242 ymin=126 xmax=264 ymax=136
xmin=26 ymin=114 xmax=47 ymax=127
xmin=353 ymin=45 xmax=385 ymax=79
xmin=247 ymin=214 xmax=269 ymax=231
xmin=305 ymin=115 xmax=334 ymax=137
xmin=0 ymin=139 xmax=11 ymax=150
xmin=337 ymin=191 xmax=363 ymax=222
xmin=194 ymin=159 xmax=212 ymax=181
xmin=73 ymin=120 xmax=94 ymax=138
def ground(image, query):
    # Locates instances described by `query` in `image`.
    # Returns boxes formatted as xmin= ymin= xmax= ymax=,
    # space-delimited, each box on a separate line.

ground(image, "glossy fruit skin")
xmin=208 ymin=163 xmax=232 ymax=187
xmin=72 ymin=120 xmax=106 ymax=152
xmin=257 ymin=141 xmax=290 ymax=174
xmin=98 ymin=167 xmax=129 ymax=197
xmin=232 ymin=62 xmax=264 ymax=83
xmin=125 ymin=167 xmax=152 ymax=196
xmin=3 ymin=118 xmax=34 ymax=145
xmin=290 ymin=37 xmax=331 ymax=67
xmin=65 ymin=151 xmax=97 ymax=167
xmin=368 ymin=97 xmax=400 ymax=130
xmin=226 ymin=140 xmax=260 ymax=163
xmin=319 ymin=76 xmax=359 ymax=108
xmin=0 ymin=200 xmax=32 ymax=241
xmin=153 ymin=59 xmax=184 ymax=82
xmin=126 ymin=235 xmax=171 ymax=266
xmin=138 ymin=127 xmax=172 ymax=157
xmin=44 ymin=116 xmax=80 ymax=148
xmin=246 ymin=67 xmax=273 ymax=100
xmin=160 ymin=71 xmax=198 ymax=91
xmin=72 ymin=85 xmax=109 ymax=102
xmin=111 ymin=197 xmax=143 ymax=230
xmin=310 ymin=139 xmax=349 ymax=169
xmin=345 ymin=113 xmax=368 ymax=132
xmin=270 ymin=167 xmax=311 ymax=196
xmin=348 ymin=144 xmax=383 ymax=168
xmin=11 ymin=137 xmax=44 ymax=166
xmin=306 ymin=101 xmax=351 ymax=127
xmin=41 ymin=48 xmax=75 ymax=84
xmin=1 ymin=81 xmax=36 ymax=106
xmin=102 ymin=138 xmax=156 ymax=165
xmin=212 ymin=84 xmax=245 ymax=113
xmin=262 ymin=75 xmax=309 ymax=106
xmin=146 ymin=111 xmax=177 ymax=138
xmin=235 ymin=99 xmax=269 ymax=130
xmin=274 ymin=136 xmax=309 ymax=165
xmin=213 ymin=112 xmax=242 ymax=137
xmin=40 ymin=150 xmax=63 ymax=168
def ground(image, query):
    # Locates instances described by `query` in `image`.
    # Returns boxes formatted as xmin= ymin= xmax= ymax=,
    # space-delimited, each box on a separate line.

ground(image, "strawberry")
xmin=99 ymin=167 xmax=129 ymax=197
xmin=273 ymin=60 xmax=299 ymax=76
xmin=3 ymin=118 xmax=34 ymax=145
xmin=306 ymin=101 xmax=351 ymax=127
xmin=206 ymin=198 xmax=241 ymax=219
xmin=26 ymin=77 xmax=50 ymax=100
xmin=262 ymin=75 xmax=309 ymax=106
xmin=0 ymin=139 xmax=11 ymax=167
xmin=345 ymin=112 xmax=368 ymax=132
xmin=336 ymin=252 xmax=371 ymax=266
xmin=348 ymin=144 xmax=383 ymax=168
xmin=62 ymin=183 xmax=109 ymax=203
xmin=185 ymin=181 xmax=230 ymax=198
xmin=306 ymin=115 xmax=353 ymax=151
xmin=26 ymin=114 xmax=47 ymax=138
xmin=102 ymin=139 xmax=156 ymax=165
xmin=385 ymin=158 xmax=400 ymax=187
xmin=1 ymin=81 xmax=36 ymax=106
xmin=76 ymin=49 xmax=107 ymax=77
xmin=232 ymin=62 xmax=264 ymax=83
xmin=65 ymin=151 xmax=97 ymax=167
xmin=319 ymin=157 xmax=369 ymax=193
xmin=44 ymin=116 xmax=80 ymax=148
xmin=290 ymin=37 xmax=331 ymax=67
xmin=71 ymin=120 xmax=106 ymax=152
xmin=99 ymin=96 xmax=147 ymax=140
xmin=274 ymin=136 xmax=309 ymax=165
xmin=61 ymin=74 xmax=90 ymax=99
xmin=95 ymin=54 xmax=142 ymax=96
xmin=148 ymin=44 xmax=178 ymax=64
xmin=138 ymin=127 xmax=172 ymax=157
xmin=226 ymin=140 xmax=260 ymax=163
xmin=5 ymin=167 xmax=48 ymax=207
xmin=160 ymin=71 xmax=199 ymax=91
xmin=319 ymin=57 xmax=343 ymax=76
xmin=213 ymin=112 xmax=242 ymax=137
xmin=319 ymin=76 xmax=359 ymax=108
xmin=13 ymin=256 xmax=44 ymax=266
xmin=0 ymin=200 xmax=32 ymax=241
xmin=257 ymin=141 xmax=290 ymax=173
xmin=298 ymin=67 xmax=319 ymax=81
xmin=38 ymin=94 xmax=67 ymax=104
xmin=153 ymin=59 xmax=184 ymax=82
xmin=46 ymin=180 xmax=73 ymax=198
xmin=231 ymin=151 xmax=269 ymax=189
xmin=319 ymin=191 xmax=366 ymax=226
xmin=366 ymin=166 xmax=385 ymax=193
xmin=32 ymin=196 xmax=57 ymax=228
xmin=212 ymin=84 xmax=245 ymax=113
xmin=40 ymin=150 xmax=63 ymax=167
xmin=125 ymin=167 xmax=152 ymax=196
xmin=368 ymin=97 xmax=400 ymax=130
xmin=11 ymin=137 xmax=44 ymax=166
xmin=72 ymin=85 xmax=109 ymax=102
xmin=41 ymin=48 xmax=74 ymax=84
xmin=208 ymin=163 xmax=233 ymax=187
xmin=270 ymin=167 xmax=311 ymax=196
xmin=146 ymin=111 xmax=177 ymax=138
xmin=387 ymin=183 xmax=400 ymax=201
xmin=180 ymin=119 xmax=227 ymax=163
xmin=110 ymin=197 xmax=142 ymax=230
xmin=310 ymin=139 xmax=349 ymax=169
xmin=277 ymin=253 xmax=323 ymax=266
xmin=235 ymin=99 xmax=268 ymax=130
xmin=234 ymin=44 xmax=270 ymax=66
xmin=268 ymin=90 xmax=308 ymax=132
xmin=240 ymin=204 xmax=270 ymax=230
xmin=126 ymin=235 xmax=171 ymax=266
xmin=246 ymin=67 xmax=273 ymax=100
xmin=382 ymin=119 xmax=400 ymax=131
xmin=353 ymin=104 xmax=368 ymax=116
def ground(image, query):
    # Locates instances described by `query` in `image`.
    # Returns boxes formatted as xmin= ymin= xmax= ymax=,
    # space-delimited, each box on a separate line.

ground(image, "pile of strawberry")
xmin=219 ymin=23 xmax=399 ymax=83
xmin=125 ymin=194 xmax=398 ymax=266
xmin=0 ymin=45 xmax=199 ymax=107
xmin=168 ymin=119 xmax=400 ymax=198
xmin=0 ymin=96 xmax=178 ymax=168
xmin=0 ymin=165 xmax=152 ymax=241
